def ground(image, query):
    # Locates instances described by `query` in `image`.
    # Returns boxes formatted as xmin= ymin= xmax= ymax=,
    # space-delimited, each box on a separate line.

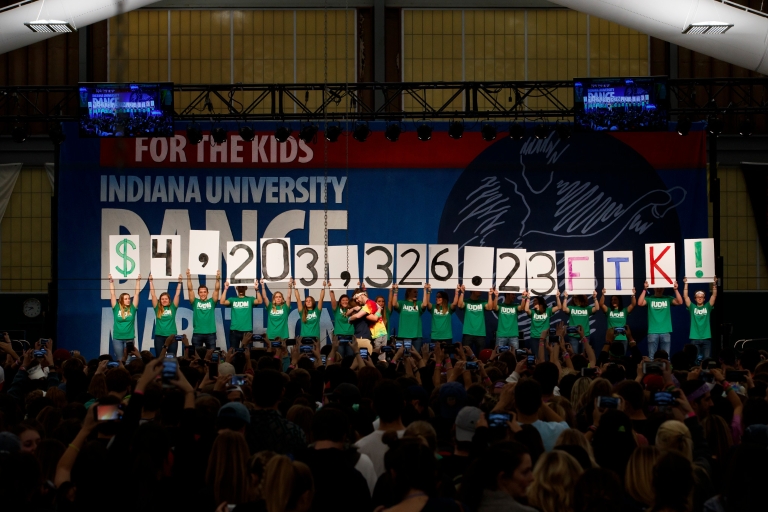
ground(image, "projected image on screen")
xmin=79 ymin=83 xmax=174 ymax=138
xmin=574 ymin=77 xmax=668 ymax=132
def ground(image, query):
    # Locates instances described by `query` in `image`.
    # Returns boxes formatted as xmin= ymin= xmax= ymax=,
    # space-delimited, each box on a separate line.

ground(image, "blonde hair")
xmin=625 ymin=445 xmax=660 ymax=506
xmin=555 ymin=428 xmax=596 ymax=467
xmin=528 ymin=450 xmax=583 ymax=512
xmin=570 ymin=377 xmax=592 ymax=409
xmin=156 ymin=292 xmax=171 ymax=319
xmin=550 ymin=396 xmax=576 ymax=427
xmin=301 ymin=296 xmax=316 ymax=324
xmin=655 ymin=420 xmax=693 ymax=461
xmin=263 ymin=455 xmax=314 ymax=512
xmin=271 ymin=292 xmax=284 ymax=312
xmin=404 ymin=420 xmax=438 ymax=453
xmin=205 ymin=431 xmax=250 ymax=505
xmin=118 ymin=293 xmax=131 ymax=318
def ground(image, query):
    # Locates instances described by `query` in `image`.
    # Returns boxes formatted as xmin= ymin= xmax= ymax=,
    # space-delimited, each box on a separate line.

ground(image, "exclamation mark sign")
xmin=694 ymin=241 xmax=704 ymax=278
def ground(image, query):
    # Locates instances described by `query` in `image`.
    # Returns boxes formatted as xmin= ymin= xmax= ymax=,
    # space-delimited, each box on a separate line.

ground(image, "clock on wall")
xmin=23 ymin=298 xmax=42 ymax=318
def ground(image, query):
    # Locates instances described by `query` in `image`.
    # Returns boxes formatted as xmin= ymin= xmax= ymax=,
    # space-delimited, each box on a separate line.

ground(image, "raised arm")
xmin=329 ymin=283 xmax=338 ymax=310
xmin=132 ymin=274 xmax=142 ymax=308
xmin=186 ymin=269 xmax=196 ymax=302
xmin=492 ymin=288 xmax=500 ymax=312
xmin=552 ymin=290 xmax=562 ymax=313
xmin=286 ymin=280 xmax=294 ymax=307
xmin=294 ymin=285 xmax=304 ymax=312
xmin=253 ymin=280 xmax=263 ymax=305
xmin=317 ymin=284 xmax=326 ymax=307
xmin=682 ymin=278 xmax=691 ymax=307
xmin=672 ymin=280 xmax=683 ymax=306
xmin=423 ymin=283 xmax=431 ymax=310
xmin=627 ymin=289 xmax=637 ymax=313
xmin=485 ymin=289 xmax=495 ymax=310
xmin=710 ymin=276 xmax=718 ymax=306
xmin=560 ymin=291 xmax=570 ymax=314
xmin=599 ymin=288 xmax=607 ymax=313
xmin=451 ymin=285 xmax=460 ymax=311
xmin=590 ymin=290 xmax=599 ymax=314
xmin=212 ymin=270 xmax=221 ymax=302
xmin=173 ymin=274 xmax=182 ymax=307
xmin=220 ymin=281 xmax=232 ymax=306
xmin=520 ymin=290 xmax=529 ymax=313
xmin=637 ymin=281 xmax=648 ymax=307
xmin=149 ymin=274 xmax=158 ymax=307
xmin=258 ymin=279 xmax=268 ymax=306
xmin=457 ymin=284 xmax=466 ymax=309
xmin=523 ymin=296 xmax=532 ymax=315
xmin=109 ymin=274 xmax=117 ymax=308
xmin=390 ymin=285 xmax=400 ymax=311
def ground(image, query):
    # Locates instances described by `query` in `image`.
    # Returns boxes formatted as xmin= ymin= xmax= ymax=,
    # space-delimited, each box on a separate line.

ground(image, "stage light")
xmin=187 ymin=122 xmax=203 ymax=144
xmin=508 ymin=122 xmax=525 ymax=140
xmin=12 ymin=124 xmax=27 ymax=143
xmin=353 ymin=122 xmax=371 ymax=142
xmin=417 ymin=123 xmax=432 ymax=141
xmin=481 ymin=123 xmax=497 ymax=141
xmin=385 ymin=123 xmax=401 ymax=142
xmin=739 ymin=118 xmax=753 ymax=137
xmin=534 ymin=123 xmax=550 ymax=140
xmin=676 ymin=117 xmax=692 ymax=136
xmin=48 ymin=123 xmax=65 ymax=145
xmin=25 ymin=20 xmax=75 ymax=33
xmin=683 ymin=22 xmax=733 ymax=35
xmin=275 ymin=126 xmax=292 ymax=143
xmin=238 ymin=126 xmax=255 ymax=142
xmin=211 ymin=127 xmax=227 ymax=145
xmin=448 ymin=121 xmax=464 ymax=139
xmin=706 ymin=116 xmax=723 ymax=136
xmin=299 ymin=124 xmax=318 ymax=144
xmin=555 ymin=122 xmax=571 ymax=141
xmin=325 ymin=124 xmax=342 ymax=142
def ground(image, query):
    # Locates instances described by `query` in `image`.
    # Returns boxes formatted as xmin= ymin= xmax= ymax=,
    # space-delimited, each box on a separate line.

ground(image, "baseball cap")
xmin=218 ymin=402 xmax=251 ymax=425
xmin=439 ymin=381 xmax=467 ymax=419
xmin=218 ymin=362 xmax=236 ymax=377
xmin=455 ymin=406 xmax=482 ymax=442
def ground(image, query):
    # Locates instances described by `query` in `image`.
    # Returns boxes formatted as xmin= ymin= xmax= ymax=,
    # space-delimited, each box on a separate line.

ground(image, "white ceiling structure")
xmin=550 ymin=0 xmax=768 ymax=74
xmin=0 ymin=0 xmax=161 ymax=54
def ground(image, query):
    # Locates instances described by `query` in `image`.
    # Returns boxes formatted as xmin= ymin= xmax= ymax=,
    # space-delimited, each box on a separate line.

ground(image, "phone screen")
xmin=271 ymin=341 xmax=282 ymax=348
xmin=211 ymin=352 xmax=220 ymax=363
xmin=231 ymin=374 xmax=246 ymax=386
xmin=597 ymin=396 xmax=620 ymax=409
xmin=300 ymin=345 xmax=313 ymax=353
xmin=186 ymin=346 xmax=195 ymax=357
xmin=527 ymin=355 xmax=535 ymax=367
xmin=162 ymin=360 xmax=177 ymax=381
xmin=499 ymin=346 xmax=510 ymax=352
xmin=465 ymin=361 xmax=478 ymax=370
xmin=488 ymin=413 xmax=511 ymax=428
xmin=95 ymin=404 xmax=119 ymax=421
xmin=360 ymin=348 xmax=369 ymax=359
xmin=209 ymin=361 xmax=219 ymax=378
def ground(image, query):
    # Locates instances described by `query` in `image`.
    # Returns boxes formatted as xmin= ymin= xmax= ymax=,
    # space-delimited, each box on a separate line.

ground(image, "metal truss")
xmin=0 ymin=79 xmax=766 ymax=123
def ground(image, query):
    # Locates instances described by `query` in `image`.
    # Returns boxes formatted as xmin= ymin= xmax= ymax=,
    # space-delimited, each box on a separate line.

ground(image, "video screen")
xmin=79 ymin=83 xmax=174 ymax=137
xmin=574 ymin=77 xmax=668 ymax=132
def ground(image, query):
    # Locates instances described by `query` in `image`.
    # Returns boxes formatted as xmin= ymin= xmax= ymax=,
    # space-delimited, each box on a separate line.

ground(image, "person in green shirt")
xmin=220 ymin=279 xmax=262 ymax=349
xmin=637 ymin=280 xmax=683 ymax=359
xmin=599 ymin=287 xmax=637 ymax=352
xmin=562 ymin=291 xmax=599 ymax=354
xmin=457 ymin=284 xmax=495 ymax=354
xmin=186 ymin=268 xmax=221 ymax=350
xmin=258 ymin=278 xmax=293 ymax=341
xmin=524 ymin=292 xmax=562 ymax=353
xmin=108 ymin=272 xmax=141 ymax=360
xmin=683 ymin=276 xmax=718 ymax=360
xmin=425 ymin=283 xmax=460 ymax=345
xmin=294 ymin=281 xmax=326 ymax=341
xmin=491 ymin=288 xmax=528 ymax=350
xmin=330 ymin=285 xmax=355 ymax=359
xmin=149 ymin=273 xmax=183 ymax=357
xmin=390 ymin=284 xmax=428 ymax=351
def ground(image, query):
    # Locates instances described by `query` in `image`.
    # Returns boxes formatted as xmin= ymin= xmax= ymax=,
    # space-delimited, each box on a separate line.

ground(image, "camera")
xmin=526 ymin=355 xmax=535 ymax=368
xmin=488 ymin=413 xmax=510 ymax=429
xmin=174 ymin=335 xmax=183 ymax=341
xmin=597 ymin=396 xmax=620 ymax=409
xmin=338 ymin=336 xmax=353 ymax=344
xmin=649 ymin=390 xmax=679 ymax=406
xmin=465 ymin=361 xmax=478 ymax=370
xmin=614 ymin=327 xmax=626 ymax=335
xmin=106 ymin=361 xmax=119 ymax=368
xmin=161 ymin=360 xmax=177 ymax=383
xmin=94 ymin=404 xmax=120 ymax=421
xmin=271 ymin=341 xmax=282 ymax=348
xmin=230 ymin=374 xmax=246 ymax=386
xmin=581 ymin=367 xmax=598 ymax=377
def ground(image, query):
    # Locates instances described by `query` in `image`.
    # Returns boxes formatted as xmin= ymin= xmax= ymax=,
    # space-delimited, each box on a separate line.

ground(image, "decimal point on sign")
xmin=472 ymin=276 xmax=482 ymax=286
xmin=199 ymin=253 xmax=209 ymax=268
xmin=695 ymin=270 xmax=704 ymax=278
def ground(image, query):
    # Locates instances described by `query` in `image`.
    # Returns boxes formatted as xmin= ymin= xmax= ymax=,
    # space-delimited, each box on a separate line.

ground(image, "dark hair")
xmin=435 ymin=291 xmax=450 ymax=313
xmin=573 ymin=468 xmax=624 ymax=512
xmin=383 ymin=435 xmax=437 ymax=499
xmin=532 ymin=362 xmax=559 ymax=396
xmin=739 ymin=349 xmax=761 ymax=373
xmin=533 ymin=296 xmax=547 ymax=310
xmin=742 ymin=397 xmax=768 ymax=429
xmin=105 ymin=367 xmax=132 ymax=394
xmin=719 ymin=442 xmax=768 ymax=511
xmin=459 ymin=441 xmax=530 ymax=510
xmin=652 ymin=452 xmax=693 ymax=512
xmin=610 ymin=295 xmax=624 ymax=310
xmin=373 ymin=380 xmax=404 ymax=423
xmin=311 ymin=407 xmax=349 ymax=443
xmin=615 ymin=380 xmax=644 ymax=410
xmin=251 ymin=370 xmax=286 ymax=408
xmin=514 ymin=378 xmax=543 ymax=415
xmin=515 ymin=424 xmax=545 ymax=466
xmin=591 ymin=410 xmax=637 ymax=482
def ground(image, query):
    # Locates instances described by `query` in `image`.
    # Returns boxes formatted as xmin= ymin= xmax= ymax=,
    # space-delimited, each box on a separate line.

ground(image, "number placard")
xmin=188 ymin=230 xmax=219 ymax=276
xmin=528 ymin=251 xmax=558 ymax=296
xmin=150 ymin=235 xmax=180 ymax=278
xmin=328 ymin=245 xmax=360 ymax=294
xmin=226 ymin=241 xmax=257 ymax=283
xmin=260 ymin=238 xmax=292 ymax=283
xmin=645 ymin=243 xmax=676 ymax=288
xmin=294 ymin=245 xmax=324 ymax=289
xmin=110 ymin=235 xmax=141 ymax=279
xmin=428 ymin=244 xmax=459 ymax=291
xmin=563 ymin=250 xmax=595 ymax=294
xmin=396 ymin=244 xmax=426 ymax=288
xmin=495 ymin=249 xmax=526 ymax=293
xmin=462 ymin=246 xmax=495 ymax=291
xmin=364 ymin=244 xmax=394 ymax=289
xmin=603 ymin=251 xmax=634 ymax=295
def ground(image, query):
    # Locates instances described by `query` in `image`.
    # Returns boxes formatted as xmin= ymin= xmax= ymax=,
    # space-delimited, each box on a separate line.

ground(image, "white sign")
xmin=684 ymin=238 xmax=715 ymax=284
xmin=428 ymin=244 xmax=459 ymax=290
xmin=260 ymin=238 xmax=292 ymax=283
xmin=150 ymin=235 xmax=180 ymax=278
xmin=645 ymin=243 xmax=676 ymax=288
xmin=563 ymin=250 xmax=595 ymax=294
xmin=396 ymin=244 xmax=427 ymax=288
xmin=462 ymin=246 xmax=495 ymax=291
xmin=109 ymin=235 xmax=141 ymax=279
xmin=495 ymin=249 xmax=527 ymax=294
xmin=363 ymin=243 xmax=395 ymax=289
xmin=226 ymin=241 xmax=257 ymax=282
xmin=528 ymin=251 xmax=558 ymax=296
xmin=294 ymin=245 xmax=325 ymax=289
xmin=188 ymin=230 xmax=219 ymax=275
xmin=603 ymin=251 xmax=634 ymax=295
xmin=328 ymin=245 xmax=360 ymax=294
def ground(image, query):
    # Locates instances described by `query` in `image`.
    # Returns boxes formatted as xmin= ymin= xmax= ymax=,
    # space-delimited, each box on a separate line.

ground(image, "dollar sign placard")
xmin=109 ymin=235 xmax=141 ymax=279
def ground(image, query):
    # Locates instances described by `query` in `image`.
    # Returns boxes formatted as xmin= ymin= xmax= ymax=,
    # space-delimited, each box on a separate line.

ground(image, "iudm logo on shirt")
xmin=650 ymin=301 xmax=667 ymax=309
xmin=232 ymin=301 xmax=250 ymax=309
xmin=693 ymin=308 xmax=708 ymax=316
xmin=571 ymin=309 xmax=588 ymax=316
xmin=196 ymin=302 xmax=212 ymax=310
xmin=466 ymin=304 xmax=484 ymax=312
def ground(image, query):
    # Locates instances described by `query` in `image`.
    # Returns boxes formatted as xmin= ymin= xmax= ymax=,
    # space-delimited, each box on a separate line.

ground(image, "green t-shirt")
xmin=647 ymin=296 xmax=673 ymax=334
xmin=606 ymin=308 xmax=629 ymax=341
xmin=113 ymin=303 xmax=137 ymax=340
xmin=497 ymin=303 xmax=522 ymax=337
xmin=153 ymin=303 xmax=177 ymax=337
xmin=689 ymin=303 xmax=713 ymax=340
xmin=267 ymin=302 xmax=290 ymax=339
xmin=462 ymin=299 xmax=487 ymax=336
xmin=228 ymin=296 xmax=255 ymax=332
xmin=529 ymin=307 xmax=552 ymax=340
xmin=333 ymin=305 xmax=355 ymax=336
xmin=430 ymin=305 xmax=454 ymax=340
xmin=300 ymin=306 xmax=322 ymax=338
xmin=397 ymin=300 xmax=423 ymax=339
xmin=192 ymin=298 xmax=217 ymax=334
xmin=567 ymin=305 xmax=593 ymax=339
